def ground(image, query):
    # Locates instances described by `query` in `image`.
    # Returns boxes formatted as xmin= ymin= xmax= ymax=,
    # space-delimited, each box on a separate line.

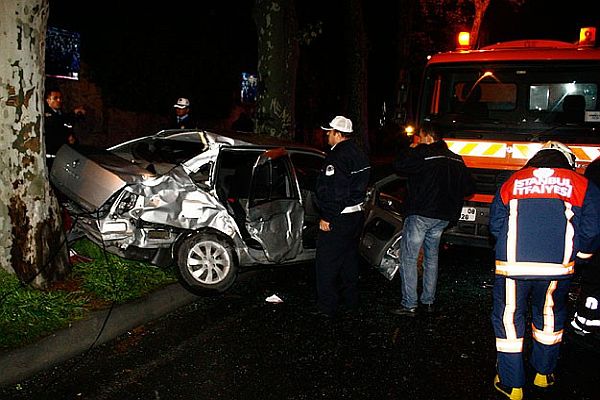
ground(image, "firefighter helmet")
xmin=538 ymin=141 xmax=576 ymax=168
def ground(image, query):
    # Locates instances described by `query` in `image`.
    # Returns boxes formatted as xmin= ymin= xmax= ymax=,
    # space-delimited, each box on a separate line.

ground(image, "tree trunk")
xmin=470 ymin=0 xmax=491 ymax=48
xmin=344 ymin=0 xmax=369 ymax=153
xmin=395 ymin=0 xmax=417 ymax=124
xmin=253 ymin=0 xmax=299 ymax=139
xmin=0 ymin=0 xmax=69 ymax=286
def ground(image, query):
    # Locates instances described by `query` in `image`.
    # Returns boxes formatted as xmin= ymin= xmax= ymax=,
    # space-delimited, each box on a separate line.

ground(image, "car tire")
xmin=176 ymin=233 xmax=238 ymax=295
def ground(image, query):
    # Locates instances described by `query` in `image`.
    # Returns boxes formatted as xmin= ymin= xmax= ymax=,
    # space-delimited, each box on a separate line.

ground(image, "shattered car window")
xmin=216 ymin=149 xmax=257 ymax=202
xmin=251 ymin=156 xmax=297 ymax=205
xmin=289 ymin=152 xmax=321 ymax=192
xmin=131 ymin=139 xmax=207 ymax=165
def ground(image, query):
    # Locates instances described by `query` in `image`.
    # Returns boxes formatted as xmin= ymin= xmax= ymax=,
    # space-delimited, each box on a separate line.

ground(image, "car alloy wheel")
xmin=176 ymin=233 xmax=238 ymax=294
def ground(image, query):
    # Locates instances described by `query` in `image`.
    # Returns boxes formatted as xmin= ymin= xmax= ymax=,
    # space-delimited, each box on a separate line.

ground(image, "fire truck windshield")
xmin=421 ymin=63 xmax=600 ymax=140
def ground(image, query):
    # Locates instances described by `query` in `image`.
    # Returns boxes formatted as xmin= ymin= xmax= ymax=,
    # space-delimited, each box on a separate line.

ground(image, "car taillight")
xmin=115 ymin=191 xmax=139 ymax=217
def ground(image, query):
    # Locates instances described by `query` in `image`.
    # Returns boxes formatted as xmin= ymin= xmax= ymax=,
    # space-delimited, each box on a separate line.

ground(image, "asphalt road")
xmin=0 ymin=246 xmax=597 ymax=400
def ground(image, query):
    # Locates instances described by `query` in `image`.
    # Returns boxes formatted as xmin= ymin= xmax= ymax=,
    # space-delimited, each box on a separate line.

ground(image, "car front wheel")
xmin=176 ymin=233 xmax=238 ymax=295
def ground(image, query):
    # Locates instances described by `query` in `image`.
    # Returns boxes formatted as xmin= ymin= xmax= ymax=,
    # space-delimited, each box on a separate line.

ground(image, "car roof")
xmin=146 ymin=128 xmax=324 ymax=153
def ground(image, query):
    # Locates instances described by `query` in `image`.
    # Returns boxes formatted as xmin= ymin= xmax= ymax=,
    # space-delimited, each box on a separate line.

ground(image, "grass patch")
xmin=0 ymin=239 xmax=177 ymax=350
xmin=0 ymin=269 xmax=88 ymax=349
xmin=71 ymin=240 xmax=177 ymax=304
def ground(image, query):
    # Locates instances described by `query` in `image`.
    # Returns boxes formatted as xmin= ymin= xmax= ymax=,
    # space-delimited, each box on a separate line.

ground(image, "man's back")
xmin=393 ymin=140 xmax=474 ymax=223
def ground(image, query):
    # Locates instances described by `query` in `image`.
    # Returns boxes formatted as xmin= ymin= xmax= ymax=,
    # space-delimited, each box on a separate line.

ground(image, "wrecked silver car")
xmin=50 ymin=129 xmax=325 ymax=294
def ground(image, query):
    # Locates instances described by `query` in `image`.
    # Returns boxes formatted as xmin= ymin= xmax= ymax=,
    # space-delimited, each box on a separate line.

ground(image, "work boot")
xmin=493 ymin=375 xmax=523 ymax=400
xmin=533 ymin=372 xmax=555 ymax=388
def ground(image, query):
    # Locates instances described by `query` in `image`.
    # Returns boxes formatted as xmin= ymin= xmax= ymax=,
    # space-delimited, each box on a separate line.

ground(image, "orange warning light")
xmin=457 ymin=31 xmax=471 ymax=50
xmin=579 ymin=27 xmax=596 ymax=47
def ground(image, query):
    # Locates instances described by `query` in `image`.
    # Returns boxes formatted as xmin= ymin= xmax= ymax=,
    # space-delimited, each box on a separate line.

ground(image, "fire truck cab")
xmin=416 ymin=27 xmax=600 ymax=247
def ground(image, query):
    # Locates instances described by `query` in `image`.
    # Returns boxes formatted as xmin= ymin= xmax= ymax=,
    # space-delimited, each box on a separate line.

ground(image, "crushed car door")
xmin=359 ymin=174 xmax=407 ymax=280
xmin=245 ymin=148 xmax=304 ymax=263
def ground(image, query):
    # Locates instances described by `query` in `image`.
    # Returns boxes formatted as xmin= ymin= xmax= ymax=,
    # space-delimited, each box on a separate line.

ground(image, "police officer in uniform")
xmin=170 ymin=97 xmax=196 ymax=129
xmin=44 ymin=88 xmax=81 ymax=169
xmin=490 ymin=141 xmax=600 ymax=400
xmin=314 ymin=115 xmax=371 ymax=317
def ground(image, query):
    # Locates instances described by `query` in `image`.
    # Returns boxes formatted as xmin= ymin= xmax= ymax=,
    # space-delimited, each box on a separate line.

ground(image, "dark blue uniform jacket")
xmin=315 ymin=140 xmax=370 ymax=222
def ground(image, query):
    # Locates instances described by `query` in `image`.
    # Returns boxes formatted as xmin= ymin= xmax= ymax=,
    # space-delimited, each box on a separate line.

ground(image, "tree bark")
xmin=470 ymin=0 xmax=491 ymax=48
xmin=253 ymin=0 xmax=299 ymax=139
xmin=395 ymin=0 xmax=417 ymax=124
xmin=344 ymin=0 xmax=369 ymax=153
xmin=0 ymin=0 xmax=69 ymax=286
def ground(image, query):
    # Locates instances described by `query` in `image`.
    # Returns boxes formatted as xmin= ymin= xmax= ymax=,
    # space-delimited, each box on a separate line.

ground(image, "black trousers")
xmin=315 ymin=212 xmax=364 ymax=315
xmin=573 ymin=255 xmax=600 ymax=333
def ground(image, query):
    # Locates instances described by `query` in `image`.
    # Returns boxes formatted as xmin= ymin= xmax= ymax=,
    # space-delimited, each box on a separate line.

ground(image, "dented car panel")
xmin=247 ymin=200 xmax=304 ymax=263
xmin=359 ymin=174 xmax=408 ymax=280
xmin=50 ymin=129 xmax=326 ymax=294
xmin=51 ymin=145 xmax=154 ymax=212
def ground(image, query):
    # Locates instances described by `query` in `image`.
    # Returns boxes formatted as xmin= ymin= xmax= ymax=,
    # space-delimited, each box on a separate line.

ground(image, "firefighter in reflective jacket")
xmin=314 ymin=116 xmax=371 ymax=317
xmin=489 ymin=141 xmax=600 ymax=399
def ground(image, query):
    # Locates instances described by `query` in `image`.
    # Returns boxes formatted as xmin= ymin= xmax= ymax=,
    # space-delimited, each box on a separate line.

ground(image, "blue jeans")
xmin=399 ymin=215 xmax=449 ymax=309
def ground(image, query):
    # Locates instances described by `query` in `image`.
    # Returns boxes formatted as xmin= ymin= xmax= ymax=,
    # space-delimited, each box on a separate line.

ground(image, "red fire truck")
xmin=413 ymin=27 xmax=600 ymax=247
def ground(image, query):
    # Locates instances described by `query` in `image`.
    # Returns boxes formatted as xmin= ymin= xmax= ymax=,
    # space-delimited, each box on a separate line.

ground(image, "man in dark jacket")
xmin=489 ymin=142 xmax=600 ymax=400
xmin=314 ymin=116 xmax=371 ymax=318
xmin=571 ymin=156 xmax=600 ymax=336
xmin=44 ymin=88 xmax=83 ymax=169
xmin=390 ymin=125 xmax=475 ymax=316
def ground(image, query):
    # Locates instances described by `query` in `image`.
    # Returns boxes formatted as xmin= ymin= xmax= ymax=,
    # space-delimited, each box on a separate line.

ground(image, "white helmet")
xmin=538 ymin=141 xmax=576 ymax=168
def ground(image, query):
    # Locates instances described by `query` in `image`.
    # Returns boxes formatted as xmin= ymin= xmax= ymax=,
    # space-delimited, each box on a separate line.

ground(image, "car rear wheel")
xmin=176 ymin=233 xmax=238 ymax=294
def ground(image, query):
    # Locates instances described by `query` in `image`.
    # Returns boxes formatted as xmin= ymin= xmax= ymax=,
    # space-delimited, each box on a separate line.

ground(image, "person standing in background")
xmin=313 ymin=115 xmax=371 ymax=318
xmin=170 ymin=97 xmax=196 ymax=129
xmin=390 ymin=124 xmax=474 ymax=317
xmin=489 ymin=142 xmax=600 ymax=400
xmin=44 ymin=87 xmax=85 ymax=169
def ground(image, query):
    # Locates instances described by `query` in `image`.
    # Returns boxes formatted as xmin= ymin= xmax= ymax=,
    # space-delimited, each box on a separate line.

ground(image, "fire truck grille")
xmin=469 ymin=168 xmax=514 ymax=195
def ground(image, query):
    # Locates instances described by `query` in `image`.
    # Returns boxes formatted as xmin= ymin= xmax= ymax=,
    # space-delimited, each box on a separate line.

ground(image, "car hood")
xmin=50 ymin=144 xmax=156 ymax=212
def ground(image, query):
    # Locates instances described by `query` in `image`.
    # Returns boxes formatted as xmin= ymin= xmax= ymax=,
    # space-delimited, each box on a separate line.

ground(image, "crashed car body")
xmin=359 ymin=174 xmax=408 ymax=280
xmin=50 ymin=129 xmax=325 ymax=294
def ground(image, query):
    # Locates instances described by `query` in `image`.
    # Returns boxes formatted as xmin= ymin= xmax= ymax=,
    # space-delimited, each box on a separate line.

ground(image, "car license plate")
xmin=460 ymin=207 xmax=476 ymax=222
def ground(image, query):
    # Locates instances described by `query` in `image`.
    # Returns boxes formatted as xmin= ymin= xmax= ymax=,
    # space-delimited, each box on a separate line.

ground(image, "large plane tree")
xmin=0 ymin=0 xmax=69 ymax=286
xmin=253 ymin=0 xmax=299 ymax=139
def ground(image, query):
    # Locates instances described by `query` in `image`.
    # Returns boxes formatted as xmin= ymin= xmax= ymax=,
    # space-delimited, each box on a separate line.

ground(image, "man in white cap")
xmin=313 ymin=115 xmax=371 ymax=318
xmin=170 ymin=97 xmax=196 ymax=129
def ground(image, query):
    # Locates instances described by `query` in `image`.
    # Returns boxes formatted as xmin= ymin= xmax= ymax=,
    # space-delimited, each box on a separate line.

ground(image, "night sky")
xmin=47 ymin=0 xmax=599 ymax=126
xmin=47 ymin=1 xmax=257 ymax=118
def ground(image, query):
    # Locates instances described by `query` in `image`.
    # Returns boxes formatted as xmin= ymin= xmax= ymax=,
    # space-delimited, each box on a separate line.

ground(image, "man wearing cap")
xmin=313 ymin=115 xmax=371 ymax=318
xmin=170 ymin=97 xmax=196 ymax=129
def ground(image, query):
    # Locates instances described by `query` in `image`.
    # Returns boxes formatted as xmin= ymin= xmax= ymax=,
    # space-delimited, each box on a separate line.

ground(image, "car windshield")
xmin=420 ymin=63 xmax=600 ymax=141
